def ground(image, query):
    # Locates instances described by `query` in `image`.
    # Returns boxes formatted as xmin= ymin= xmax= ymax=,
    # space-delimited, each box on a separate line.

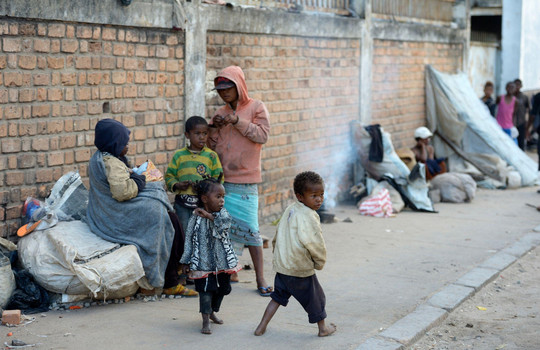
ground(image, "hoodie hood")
xmin=214 ymin=66 xmax=252 ymax=109
xmin=94 ymin=118 xmax=130 ymax=157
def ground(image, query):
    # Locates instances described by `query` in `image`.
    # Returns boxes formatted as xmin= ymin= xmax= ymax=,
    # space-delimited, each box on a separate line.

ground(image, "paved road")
xmin=3 ymin=187 xmax=539 ymax=350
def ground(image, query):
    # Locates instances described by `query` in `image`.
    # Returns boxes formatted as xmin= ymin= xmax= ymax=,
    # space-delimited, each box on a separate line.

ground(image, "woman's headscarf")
xmin=94 ymin=119 xmax=130 ymax=158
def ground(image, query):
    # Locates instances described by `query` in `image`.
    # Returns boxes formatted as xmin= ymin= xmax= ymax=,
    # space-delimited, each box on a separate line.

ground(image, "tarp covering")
xmin=425 ymin=65 xmax=538 ymax=186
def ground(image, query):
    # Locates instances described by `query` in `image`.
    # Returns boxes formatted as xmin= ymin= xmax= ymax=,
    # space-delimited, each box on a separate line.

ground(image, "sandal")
xmin=257 ymin=286 xmax=273 ymax=297
xmin=163 ymin=283 xmax=198 ymax=297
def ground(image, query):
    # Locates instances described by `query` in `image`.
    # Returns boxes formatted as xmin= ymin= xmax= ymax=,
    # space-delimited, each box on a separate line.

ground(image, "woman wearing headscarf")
xmin=208 ymin=66 xmax=272 ymax=296
xmin=87 ymin=119 xmax=197 ymax=296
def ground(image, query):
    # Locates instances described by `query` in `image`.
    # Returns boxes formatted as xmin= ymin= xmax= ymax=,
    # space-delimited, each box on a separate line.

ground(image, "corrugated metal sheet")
xmin=231 ymin=0 xmax=350 ymax=15
xmin=372 ymin=0 xmax=455 ymax=22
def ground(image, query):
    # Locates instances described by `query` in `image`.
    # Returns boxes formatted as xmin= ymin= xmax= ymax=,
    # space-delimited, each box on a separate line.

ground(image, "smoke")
xmin=318 ymin=127 xmax=356 ymax=209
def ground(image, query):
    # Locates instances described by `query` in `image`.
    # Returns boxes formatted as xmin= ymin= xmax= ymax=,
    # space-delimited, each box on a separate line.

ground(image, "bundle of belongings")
xmin=425 ymin=65 xmax=539 ymax=188
xmin=14 ymin=168 xmax=163 ymax=305
xmin=352 ymin=122 xmax=435 ymax=217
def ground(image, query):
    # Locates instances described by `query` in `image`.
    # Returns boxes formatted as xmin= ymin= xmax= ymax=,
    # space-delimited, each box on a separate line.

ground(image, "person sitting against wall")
xmin=411 ymin=127 xmax=447 ymax=180
xmin=86 ymin=119 xmax=197 ymax=296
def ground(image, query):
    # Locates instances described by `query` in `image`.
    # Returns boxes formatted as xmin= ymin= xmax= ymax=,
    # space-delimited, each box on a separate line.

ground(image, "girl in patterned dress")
xmin=179 ymin=177 xmax=241 ymax=334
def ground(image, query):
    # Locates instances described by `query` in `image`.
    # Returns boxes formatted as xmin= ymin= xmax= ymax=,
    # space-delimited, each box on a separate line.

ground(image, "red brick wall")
xmin=206 ymin=33 xmax=360 ymax=220
xmin=371 ymin=40 xmax=462 ymax=148
xmin=0 ymin=18 xmax=185 ymax=239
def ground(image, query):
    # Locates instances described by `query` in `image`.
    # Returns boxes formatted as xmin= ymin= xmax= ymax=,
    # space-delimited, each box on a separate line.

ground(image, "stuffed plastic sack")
xmin=0 ymin=253 xmax=15 ymax=309
xmin=18 ymin=221 xmax=146 ymax=299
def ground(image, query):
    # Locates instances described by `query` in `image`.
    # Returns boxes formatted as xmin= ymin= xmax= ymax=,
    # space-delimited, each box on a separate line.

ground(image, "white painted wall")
xmin=520 ymin=0 xmax=540 ymax=91
xmin=468 ymin=42 xmax=498 ymax=97
xmin=500 ymin=0 xmax=522 ymax=95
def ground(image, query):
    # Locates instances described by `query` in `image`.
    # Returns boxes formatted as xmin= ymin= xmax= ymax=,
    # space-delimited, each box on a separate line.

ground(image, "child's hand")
xmin=223 ymin=114 xmax=239 ymax=125
xmin=213 ymin=115 xmax=226 ymax=128
xmin=173 ymin=181 xmax=191 ymax=192
xmin=194 ymin=208 xmax=214 ymax=220
xmin=181 ymin=264 xmax=190 ymax=275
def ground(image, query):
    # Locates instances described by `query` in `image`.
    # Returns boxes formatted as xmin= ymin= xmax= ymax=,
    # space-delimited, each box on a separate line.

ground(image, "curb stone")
xmin=519 ymin=232 xmax=540 ymax=245
xmin=502 ymin=240 xmax=536 ymax=258
xmin=479 ymin=252 xmax=517 ymax=271
xmin=379 ymin=305 xmax=447 ymax=344
xmin=426 ymin=284 xmax=474 ymax=311
xmin=355 ymin=337 xmax=404 ymax=350
xmin=454 ymin=267 xmax=499 ymax=291
xmin=355 ymin=231 xmax=540 ymax=349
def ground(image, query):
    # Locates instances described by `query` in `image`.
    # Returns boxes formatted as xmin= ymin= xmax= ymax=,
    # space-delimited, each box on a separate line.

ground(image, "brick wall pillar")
xmin=184 ymin=0 xmax=208 ymax=121
xmin=359 ymin=0 xmax=372 ymax=125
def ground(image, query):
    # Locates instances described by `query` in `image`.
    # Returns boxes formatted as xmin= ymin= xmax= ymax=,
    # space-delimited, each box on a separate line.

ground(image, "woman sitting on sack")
xmin=86 ymin=119 xmax=197 ymax=296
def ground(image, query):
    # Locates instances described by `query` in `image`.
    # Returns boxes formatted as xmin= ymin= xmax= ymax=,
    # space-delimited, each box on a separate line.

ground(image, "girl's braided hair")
xmin=193 ymin=173 xmax=224 ymax=207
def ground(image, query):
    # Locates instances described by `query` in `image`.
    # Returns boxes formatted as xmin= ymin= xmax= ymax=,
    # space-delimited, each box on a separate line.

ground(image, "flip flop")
xmin=257 ymin=286 xmax=273 ymax=297
xmin=17 ymin=220 xmax=42 ymax=237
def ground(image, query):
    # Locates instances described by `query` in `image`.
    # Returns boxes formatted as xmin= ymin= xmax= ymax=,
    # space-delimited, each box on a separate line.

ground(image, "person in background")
xmin=411 ymin=127 xmax=447 ymax=180
xmin=527 ymin=91 xmax=540 ymax=172
xmin=208 ymin=65 xmax=272 ymax=297
xmin=513 ymin=79 xmax=530 ymax=150
xmin=481 ymin=81 xmax=496 ymax=117
xmin=496 ymin=82 xmax=518 ymax=145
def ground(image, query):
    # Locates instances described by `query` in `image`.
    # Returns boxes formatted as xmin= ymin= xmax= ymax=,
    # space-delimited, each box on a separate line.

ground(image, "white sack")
xmin=18 ymin=221 xmax=145 ymax=299
xmin=430 ymin=173 xmax=477 ymax=203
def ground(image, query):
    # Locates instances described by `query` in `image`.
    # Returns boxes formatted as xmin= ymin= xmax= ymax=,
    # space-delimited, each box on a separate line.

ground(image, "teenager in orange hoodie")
xmin=208 ymin=66 xmax=272 ymax=296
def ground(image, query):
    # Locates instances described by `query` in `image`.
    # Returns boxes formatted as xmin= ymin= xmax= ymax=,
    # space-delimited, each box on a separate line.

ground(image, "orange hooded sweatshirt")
xmin=208 ymin=66 xmax=270 ymax=184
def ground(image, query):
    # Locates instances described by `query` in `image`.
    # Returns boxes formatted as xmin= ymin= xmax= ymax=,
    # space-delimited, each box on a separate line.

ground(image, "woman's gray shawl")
xmin=86 ymin=151 xmax=174 ymax=288
xmin=180 ymin=209 xmax=238 ymax=273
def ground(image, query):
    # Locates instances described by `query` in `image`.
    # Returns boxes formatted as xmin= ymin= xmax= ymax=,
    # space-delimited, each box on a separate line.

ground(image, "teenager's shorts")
xmin=271 ymin=273 xmax=327 ymax=323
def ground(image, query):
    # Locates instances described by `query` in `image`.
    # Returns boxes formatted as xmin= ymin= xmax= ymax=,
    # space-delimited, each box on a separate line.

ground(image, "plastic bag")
xmin=143 ymin=160 xmax=164 ymax=182
xmin=359 ymin=188 xmax=394 ymax=218
xmin=45 ymin=172 xmax=88 ymax=221
xmin=6 ymin=269 xmax=49 ymax=314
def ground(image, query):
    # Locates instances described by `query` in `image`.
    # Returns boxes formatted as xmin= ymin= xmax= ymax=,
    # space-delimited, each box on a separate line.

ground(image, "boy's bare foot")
xmin=254 ymin=324 xmax=266 ymax=336
xmin=318 ymin=323 xmax=337 ymax=337
xmin=210 ymin=312 xmax=223 ymax=324
xmin=201 ymin=314 xmax=212 ymax=335
xmin=254 ymin=300 xmax=280 ymax=336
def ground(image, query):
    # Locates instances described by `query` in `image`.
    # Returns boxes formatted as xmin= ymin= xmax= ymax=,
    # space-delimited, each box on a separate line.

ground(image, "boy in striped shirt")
xmin=166 ymin=116 xmax=224 ymax=234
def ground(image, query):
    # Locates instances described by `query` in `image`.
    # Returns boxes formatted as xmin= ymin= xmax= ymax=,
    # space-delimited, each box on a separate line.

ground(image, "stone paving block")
xmin=379 ymin=305 xmax=448 ymax=345
xmin=519 ymin=232 xmax=540 ymax=245
xmin=454 ymin=267 xmax=499 ymax=291
xmin=502 ymin=240 xmax=535 ymax=258
xmin=479 ymin=252 xmax=517 ymax=271
xmin=355 ymin=337 xmax=404 ymax=350
xmin=427 ymin=284 xmax=475 ymax=311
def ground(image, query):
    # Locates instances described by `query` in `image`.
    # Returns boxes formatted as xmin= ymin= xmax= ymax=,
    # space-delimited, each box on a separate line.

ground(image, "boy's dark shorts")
xmin=271 ymin=272 xmax=327 ymax=323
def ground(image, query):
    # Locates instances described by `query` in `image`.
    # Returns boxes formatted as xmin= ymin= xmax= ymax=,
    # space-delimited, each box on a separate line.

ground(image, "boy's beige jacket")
xmin=272 ymin=201 xmax=327 ymax=278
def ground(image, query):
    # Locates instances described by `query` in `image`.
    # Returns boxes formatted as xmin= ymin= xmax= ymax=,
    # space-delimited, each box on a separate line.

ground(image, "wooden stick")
xmin=434 ymin=130 xmax=503 ymax=182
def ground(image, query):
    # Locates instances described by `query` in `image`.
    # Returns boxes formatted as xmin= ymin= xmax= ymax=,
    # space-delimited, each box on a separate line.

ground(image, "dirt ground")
xmin=412 ymin=246 xmax=540 ymax=350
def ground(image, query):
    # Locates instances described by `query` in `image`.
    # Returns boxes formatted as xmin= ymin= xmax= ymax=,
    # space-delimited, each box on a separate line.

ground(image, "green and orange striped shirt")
xmin=165 ymin=146 xmax=224 ymax=196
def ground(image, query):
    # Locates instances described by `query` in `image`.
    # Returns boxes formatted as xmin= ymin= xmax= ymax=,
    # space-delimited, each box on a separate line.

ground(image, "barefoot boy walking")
xmin=254 ymin=171 xmax=336 ymax=337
